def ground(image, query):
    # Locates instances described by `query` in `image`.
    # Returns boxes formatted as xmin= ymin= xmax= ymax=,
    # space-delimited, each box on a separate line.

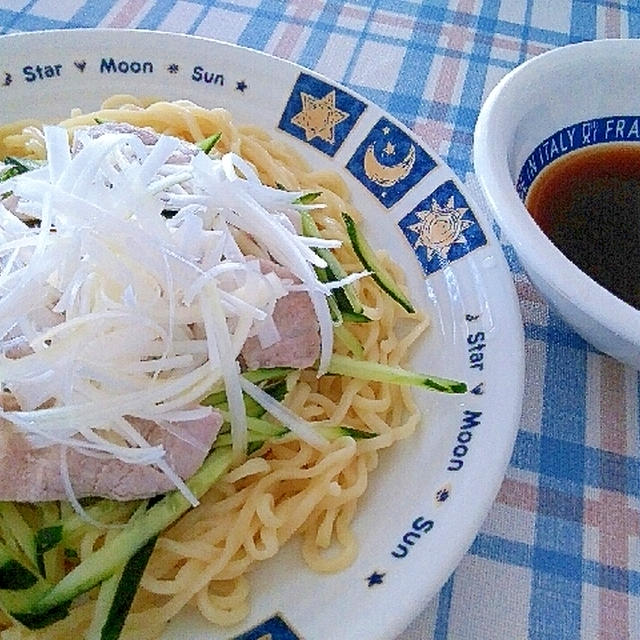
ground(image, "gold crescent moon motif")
xmin=363 ymin=143 xmax=416 ymax=187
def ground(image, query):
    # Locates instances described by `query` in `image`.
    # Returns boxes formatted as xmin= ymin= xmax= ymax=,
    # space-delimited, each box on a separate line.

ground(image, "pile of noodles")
xmin=0 ymin=96 xmax=428 ymax=639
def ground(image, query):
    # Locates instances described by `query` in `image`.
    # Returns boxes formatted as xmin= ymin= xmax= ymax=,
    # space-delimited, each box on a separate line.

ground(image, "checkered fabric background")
xmin=0 ymin=2 xmax=639 ymax=639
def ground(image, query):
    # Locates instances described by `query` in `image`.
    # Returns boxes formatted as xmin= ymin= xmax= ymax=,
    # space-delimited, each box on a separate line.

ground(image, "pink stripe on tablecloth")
xmin=491 ymin=35 xmax=522 ymax=53
xmin=496 ymin=478 xmax=539 ymax=511
xmin=599 ymin=358 xmax=627 ymax=455
xmin=526 ymin=42 xmax=553 ymax=59
xmin=413 ymin=119 xmax=452 ymax=156
xmin=273 ymin=0 xmax=325 ymax=59
xmin=107 ymin=0 xmax=147 ymax=27
xmin=455 ymin=0 xmax=477 ymax=15
xmin=586 ymin=491 xmax=639 ymax=566
xmin=440 ymin=22 xmax=472 ymax=52
xmin=600 ymin=589 xmax=628 ymax=640
xmin=515 ymin=277 xmax=546 ymax=306
xmin=583 ymin=490 xmax=640 ymax=640
xmin=370 ymin=9 xmax=415 ymax=32
xmin=604 ymin=5 xmax=621 ymax=38
xmin=432 ymin=56 xmax=462 ymax=105
xmin=339 ymin=4 xmax=369 ymax=22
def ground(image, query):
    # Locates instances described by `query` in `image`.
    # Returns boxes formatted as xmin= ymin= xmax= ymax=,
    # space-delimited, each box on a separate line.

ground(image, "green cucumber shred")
xmin=196 ymin=132 xmax=221 ymax=154
xmin=8 ymin=448 xmax=232 ymax=623
xmin=92 ymin=536 xmax=157 ymax=640
xmin=327 ymin=354 xmax=467 ymax=394
xmin=342 ymin=211 xmax=415 ymax=314
xmin=301 ymin=211 xmax=365 ymax=315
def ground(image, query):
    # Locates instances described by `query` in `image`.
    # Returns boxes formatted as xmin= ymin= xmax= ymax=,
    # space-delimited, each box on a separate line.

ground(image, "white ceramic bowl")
xmin=474 ymin=39 xmax=640 ymax=369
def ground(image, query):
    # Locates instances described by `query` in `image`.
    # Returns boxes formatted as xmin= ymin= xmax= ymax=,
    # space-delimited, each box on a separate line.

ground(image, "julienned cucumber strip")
xmin=201 ymin=369 xmax=292 ymax=408
xmin=215 ymin=412 xmax=376 ymax=452
xmin=12 ymin=448 xmax=233 ymax=619
xmin=300 ymin=211 xmax=365 ymax=315
xmin=10 ymin=602 xmax=70 ymax=629
xmin=312 ymin=261 xmax=342 ymax=324
xmin=340 ymin=311 xmax=371 ymax=324
xmin=294 ymin=191 xmax=322 ymax=205
xmin=0 ymin=544 xmax=38 ymax=590
xmin=0 ymin=503 xmax=39 ymax=574
xmin=317 ymin=425 xmax=377 ymax=440
xmin=327 ymin=354 xmax=467 ymax=394
xmin=334 ymin=323 xmax=364 ymax=358
xmin=196 ymin=132 xmax=221 ymax=154
xmin=201 ymin=379 xmax=287 ymax=416
xmin=342 ymin=211 xmax=415 ymax=314
xmin=60 ymin=501 xmax=140 ymax=546
xmin=0 ymin=542 xmax=59 ymax=628
xmin=97 ymin=537 xmax=157 ymax=640
xmin=35 ymin=526 xmax=63 ymax=577
xmin=86 ymin=570 xmax=120 ymax=640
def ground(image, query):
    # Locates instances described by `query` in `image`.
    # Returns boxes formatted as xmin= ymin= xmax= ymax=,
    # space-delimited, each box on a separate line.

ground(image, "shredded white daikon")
xmin=0 ymin=124 xmax=341 ymax=502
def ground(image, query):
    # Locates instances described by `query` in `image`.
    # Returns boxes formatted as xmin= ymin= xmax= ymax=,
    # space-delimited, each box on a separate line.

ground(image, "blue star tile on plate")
xmin=399 ymin=180 xmax=487 ymax=275
xmin=232 ymin=614 xmax=301 ymax=640
xmin=346 ymin=117 xmax=437 ymax=208
xmin=279 ymin=73 xmax=366 ymax=157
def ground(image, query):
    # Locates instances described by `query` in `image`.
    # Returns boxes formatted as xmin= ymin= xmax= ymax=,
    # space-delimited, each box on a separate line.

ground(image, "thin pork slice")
xmin=72 ymin=122 xmax=198 ymax=164
xmin=240 ymin=261 xmax=320 ymax=370
xmin=0 ymin=395 xmax=222 ymax=502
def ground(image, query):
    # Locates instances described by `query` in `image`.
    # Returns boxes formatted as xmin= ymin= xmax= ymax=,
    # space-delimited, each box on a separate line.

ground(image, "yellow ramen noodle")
xmin=0 ymin=96 xmax=428 ymax=639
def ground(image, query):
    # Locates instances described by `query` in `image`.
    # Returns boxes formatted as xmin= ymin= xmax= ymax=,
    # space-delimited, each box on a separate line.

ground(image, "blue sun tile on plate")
xmin=278 ymin=73 xmax=366 ymax=157
xmin=399 ymin=180 xmax=487 ymax=275
xmin=232 ymin=614 xmax=301 ymax=640
xmin=346 ymin=117 xmax=438 ymax=208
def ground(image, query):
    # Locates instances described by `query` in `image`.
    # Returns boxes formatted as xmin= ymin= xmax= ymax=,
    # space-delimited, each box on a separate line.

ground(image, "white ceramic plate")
xmin=0 ymin=29 xmax=524 ymax=640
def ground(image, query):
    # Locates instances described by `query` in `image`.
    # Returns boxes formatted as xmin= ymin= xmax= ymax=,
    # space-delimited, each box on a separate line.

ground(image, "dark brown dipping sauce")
xmin=525 ymin=144 xmax=640 ymax=309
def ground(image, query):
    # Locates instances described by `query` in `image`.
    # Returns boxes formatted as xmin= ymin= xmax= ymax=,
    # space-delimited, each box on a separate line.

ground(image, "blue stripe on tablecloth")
xmin=433 ymin=574 xmax=454 ymax=640
xmin=237 ymin=0 xmax=286 ymax=51
xmin=296 ymin=2 xmax=341 ymax=71
xmin=542 ymin=314 xmax=588 ymax=444
xmin=342 ymin=2 xmax=378 ymax=92
xmin=69 ymin=0 xmax=113 ymax=27
xmin=0 ymin=11 xmax=67 ymax=33
xmin=470 ymin=533 xmax=533 ymax=567
xmin=585 ymin=448 xmax=640 ymax=497
xmin=447 ymin=0 xmax=501 ymax=177
xmin=0 ymin=0 xmax=38 ymax=34
xmin=516 ymin=0 xmax=534 ymax=65
xmin=532 ymin=318 xmax=586 ymax=640
xmin=188 ymin=5 xmax=211 ymax=35
xmin=524 ymin=322 xmax=592 ymax=351
xmin=569 ymin=0 xmax=596 ymax=41
xmin=137 ymin=0 xmax=179 ymax=30
xmin=472 ymin=533 xmax=640 ymax=597
xmin=511 ymin=430 xmax=640 ymax=499
xmin=630 ymin=8 xmax=640 ymax=36
xmin=387 ymin=2 xmax=444 ymax=128
xmin=0 ymin=0 xmax=108 ymax=32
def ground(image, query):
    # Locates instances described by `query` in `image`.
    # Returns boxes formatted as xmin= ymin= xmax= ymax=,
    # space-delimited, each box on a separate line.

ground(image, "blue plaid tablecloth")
xmin=0 ymin=2 xmax=638 ymax=639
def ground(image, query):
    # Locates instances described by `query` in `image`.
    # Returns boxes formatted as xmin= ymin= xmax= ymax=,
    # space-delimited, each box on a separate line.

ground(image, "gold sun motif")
xmin=291 ymin=90 xmax=349 ymax=144
xmin=408 ymin=196 xmax=472 ymax=260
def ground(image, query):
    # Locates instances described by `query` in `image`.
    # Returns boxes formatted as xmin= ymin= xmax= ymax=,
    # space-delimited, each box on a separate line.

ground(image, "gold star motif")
xmin=383 ymin=140 xmax=395 ymax=155
xmin=291 ymin=90 xmax=349 ymax=144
